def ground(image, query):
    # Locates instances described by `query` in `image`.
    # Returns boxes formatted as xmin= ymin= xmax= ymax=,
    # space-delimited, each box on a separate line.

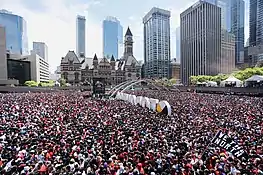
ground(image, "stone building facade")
xmin=171 ymin=58 xmax=180 ymax=80
xmin=60 ymin=27 xmax=141 ymax=85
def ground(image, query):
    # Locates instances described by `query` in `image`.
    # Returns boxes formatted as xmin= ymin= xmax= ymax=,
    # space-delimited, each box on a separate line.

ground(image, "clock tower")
xmin=124 ymin=27 xmax=133 ymax=56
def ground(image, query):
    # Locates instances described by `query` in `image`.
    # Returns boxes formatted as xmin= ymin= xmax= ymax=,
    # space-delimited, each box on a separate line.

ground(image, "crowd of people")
xmin=0 ymin=90 xmax=262 ymax=175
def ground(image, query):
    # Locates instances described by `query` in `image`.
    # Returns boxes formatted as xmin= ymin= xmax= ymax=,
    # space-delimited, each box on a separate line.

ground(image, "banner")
xmin=211 ymin=130 xmax=248 ymax=160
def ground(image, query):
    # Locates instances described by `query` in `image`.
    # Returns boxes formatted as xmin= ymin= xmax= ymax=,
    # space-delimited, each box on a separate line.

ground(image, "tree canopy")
xmin=190 ymin=67 xmax=263 ymax=84
xmin=24 ymin=81 xmax=39 ymax=87
xmin=24 ymin=80 xmax=55 ymax=87
xmin=59 ymin=78 xmax=66 ymax=87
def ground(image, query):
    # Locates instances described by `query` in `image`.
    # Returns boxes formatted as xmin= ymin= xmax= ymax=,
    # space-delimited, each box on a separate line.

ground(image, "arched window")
xmin=74 ymin=72 xmax=79 ymax=80
xmin=62 ymin=72 xmax=68 ymax=80
xmin=128 ymin=73 xmax=131 ymax=77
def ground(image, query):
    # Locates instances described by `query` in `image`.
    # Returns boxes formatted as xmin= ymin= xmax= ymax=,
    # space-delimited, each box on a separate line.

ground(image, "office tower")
xmin=206 ymin=0 xmax=244 ymax=64
xmin=245 ymin=38 xmax=249 ymax=47
xmin=249 ymin=0 xmax=263 ymax=46
xmin=0 ymin=10 xmax=28 ymax=55
xmin=103 ymin=16 xmax=123 ymax=59
xmin=217 ymin=0 xmax=232 ymax=31
xmin=0 ymin=26 xmax=7 ymax=80
xmin=250 ymin=0 xmax=258 ymax=46
xmin=204 ymin=0 xmax=231 ymax=31
xmin=143 ymin=7 xmax=171 ymax=79
xmin=204 ymin=0 xmax=235 ymax=72
xmin=180 ymin=1 xmax=221 ymax=84
xmin=231 ymin=0 xmax=245 ymax=64
xmin=248 ymin=0 xmax=263 ymax=64
xmin=175 ymin=27 xmax=180 ymax=63
xmin=76 ymin=15 xmax=86 ymax=57
xmin=221 ymin=30 xmax=235 ymax=74
xmin=256 ymin=0 xmax=263 ymax=45
xmin=33 ymin=42 xmax=48 ymax=62
xmin=118 ymin=23 xmax=124 ymax=59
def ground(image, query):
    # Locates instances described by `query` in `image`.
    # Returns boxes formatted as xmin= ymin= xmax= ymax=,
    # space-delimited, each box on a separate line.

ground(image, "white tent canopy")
xmin=223 ymin=76 xmax=242 ymax=83
xmin=221 ymin=76 xmax=242 ymax=87
xmin=207 ymin=81 xmax=217 ymax=87
xmin=245 ymin=75 xmax=263 ymax=82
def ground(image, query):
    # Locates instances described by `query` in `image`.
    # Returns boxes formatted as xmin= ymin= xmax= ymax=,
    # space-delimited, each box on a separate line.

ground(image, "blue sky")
xmin=1 ymin=0 xmax=249 ymax=72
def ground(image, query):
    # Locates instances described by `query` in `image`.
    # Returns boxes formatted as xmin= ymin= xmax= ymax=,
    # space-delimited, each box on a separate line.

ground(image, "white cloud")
xmin=1 ymin=0 xmax=102 ymax=72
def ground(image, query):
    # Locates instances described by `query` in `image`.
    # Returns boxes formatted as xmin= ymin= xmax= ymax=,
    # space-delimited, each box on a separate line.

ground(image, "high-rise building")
xmin=33 ymin=42 xmax=48 ymax=62
xmin=103 ymin=16 xmax=123 ymax=59
xmin=249 ymin=0 xmax=263 ymax=46
xmin=118 ymin=22 xmax=124 ymax=60
xmin=249 ymin=0 xmax=257 ymax=46
xmin=203 ymin=0 xmax=235 ymax=73
xmin=248 ymin=0 xmax=263 ymax=64
xmin=175 ymin=27 xmax=180 ymax=63
xmin=204 ymin=0 xmax=244 ymax=65
xmin=204 ymin=0 xmax=231 ymax=31
xmin=221 ymin=30 xmax=236 ymax=74
xmin=76 ymin=15 xmax=86 ymax=57
xmin=0 ymin=26 xmax=7 ymax=80
xmin=180 ymin=1 xmax=221 ymax=85
xmin=0 ymin=10 xmax=28 ymax=55
xmin=256 ymin=0 xmax=263 ymax=45
xmin=143 ymin=7 xmax=171 ymax=79
xmin=231 ymin=0 xmax=245 ymax=64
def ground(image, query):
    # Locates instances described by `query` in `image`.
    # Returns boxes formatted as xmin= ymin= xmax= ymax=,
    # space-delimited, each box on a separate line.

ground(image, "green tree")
xmin=234 ymin=67 xmax=263 ymax=81
xmin=190 ymin=76 xmax=198 ymax=84
xmin=24 ymin=81 xmax=38 ymax=87
xmin=59 ymin=78 xmax=66 ymax=87
xmin=169 ymin=78 xmax=177 ymax=85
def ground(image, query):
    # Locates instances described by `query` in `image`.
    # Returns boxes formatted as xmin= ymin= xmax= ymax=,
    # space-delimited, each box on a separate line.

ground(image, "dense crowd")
xmin=0 ymin=91 xmax=262 ymax=175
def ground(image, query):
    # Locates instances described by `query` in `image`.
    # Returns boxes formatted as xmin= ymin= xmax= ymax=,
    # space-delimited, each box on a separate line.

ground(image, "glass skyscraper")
xmin=256 ymin=0 xmax=263 ymax=45
xmin=175 ymin=27 xmax=180 ymax=62
xmin=0 ymin=10 xmax=28 ymax=55
xmin=249 ymin=0 xmax=263 ymax=46
xmin=204 ymin=0 xmax=231 ymax=31
xmin=76 ymin=15 xmax=86 ymax=57
xmin=249 ymin=0 xmax=263 ymax=63
xmin=216 ymin=0 xmax=231 ymax=32
xmin=204 ymin=0 xmax=244 ymax=64
xmin=143 ymin=7 xmax=171 ymax=79
xmin=250 ymin=0 xmax=258 ymax=46
xmin=103 ymin=16 xmax=123 ymax=59
xmin=231 ymin=0 xmax=245 ymax=64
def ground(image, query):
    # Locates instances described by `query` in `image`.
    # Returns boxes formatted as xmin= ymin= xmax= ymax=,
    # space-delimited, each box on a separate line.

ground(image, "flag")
xmin=211 ymin=130 xmax=248 ymax=161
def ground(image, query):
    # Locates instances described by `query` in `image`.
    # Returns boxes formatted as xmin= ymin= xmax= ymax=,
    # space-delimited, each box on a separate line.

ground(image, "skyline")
xmin=1 ymin=0 xmax=250 ymax=72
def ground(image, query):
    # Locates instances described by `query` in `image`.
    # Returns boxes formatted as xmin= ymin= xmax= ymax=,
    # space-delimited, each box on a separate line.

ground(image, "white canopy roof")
xmin=223 ymin=76 xmax=241 ymax=82
xmin=245 ymin=75 xmax=263 ymax=82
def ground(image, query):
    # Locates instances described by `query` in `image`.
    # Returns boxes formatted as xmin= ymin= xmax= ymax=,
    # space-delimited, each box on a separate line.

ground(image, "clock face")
xmin=127 ymin=37 xmax=132 ymax=41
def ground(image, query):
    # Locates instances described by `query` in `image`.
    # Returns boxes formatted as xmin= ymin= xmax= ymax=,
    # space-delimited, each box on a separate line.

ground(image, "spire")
xmin=125 ymin=27 xmax=133 ymax=36
xmin=110 ymin=55 xmax=115 ymax=62
xmin=93 ymin=53 xmax=98 ymax=60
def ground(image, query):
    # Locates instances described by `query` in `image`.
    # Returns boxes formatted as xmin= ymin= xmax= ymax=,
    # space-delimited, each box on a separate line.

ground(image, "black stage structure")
xmin=92 ymin=78 xmax=106 ymax=97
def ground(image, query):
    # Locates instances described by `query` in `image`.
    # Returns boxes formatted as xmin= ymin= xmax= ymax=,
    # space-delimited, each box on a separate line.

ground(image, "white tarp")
xmin=149 ymin=98 xmax=159 ymax=111
xmin=141 ymin=97 xmax=150 ymax=108
xmin=136 ymin=96 xmax=143 ymax=105
xmin=129 ymin=95 xmax=137 ymax=105
xmin=115 ymin=92 xmax=172 ymax=116
xmin=116 ymin=92 xmax=121 ymax=99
